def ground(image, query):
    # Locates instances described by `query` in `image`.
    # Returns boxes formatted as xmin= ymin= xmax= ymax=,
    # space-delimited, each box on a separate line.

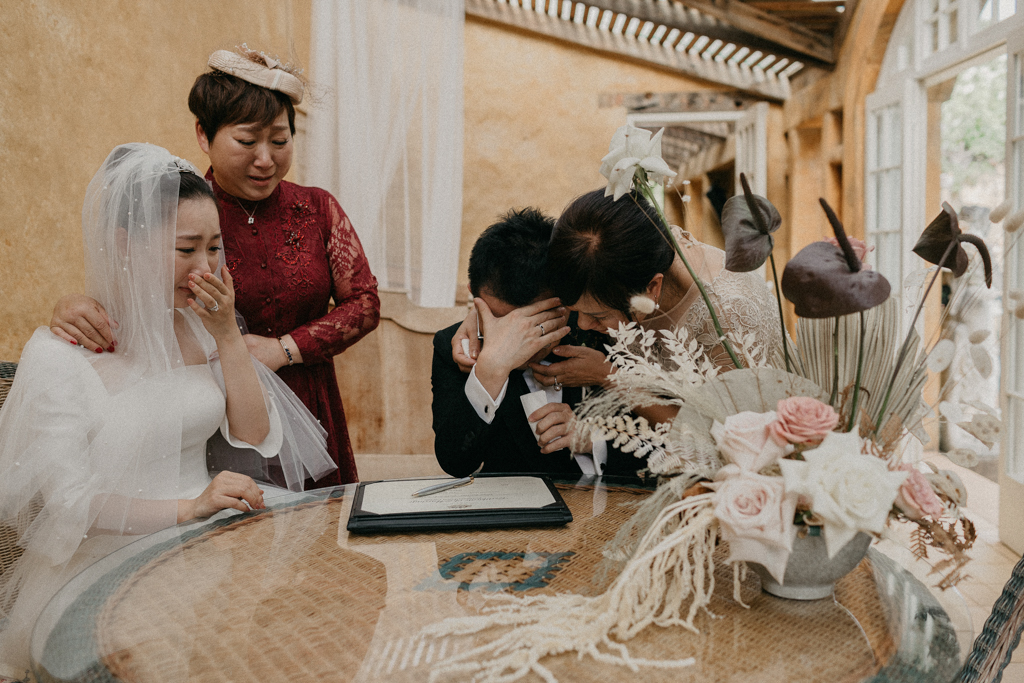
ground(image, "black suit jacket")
xmin=431 ymin=320 xmax=643 ymax=478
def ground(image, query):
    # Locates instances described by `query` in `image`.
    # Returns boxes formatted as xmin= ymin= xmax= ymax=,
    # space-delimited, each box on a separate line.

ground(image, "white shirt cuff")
xmin=574 ymin=439 xmax=608 ymax=476
xmin=592 ymin=439 xmax=608 ymax=474
xmin=465 ymin=366 xmax=508 ymax=425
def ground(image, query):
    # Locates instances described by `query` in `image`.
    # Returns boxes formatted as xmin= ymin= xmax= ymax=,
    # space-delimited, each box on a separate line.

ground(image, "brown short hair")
xmin=188 ymin=71 xmax=296 ymax=141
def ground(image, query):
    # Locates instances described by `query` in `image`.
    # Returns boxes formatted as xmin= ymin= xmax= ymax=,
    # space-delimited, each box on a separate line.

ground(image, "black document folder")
xmin=346 ymin=473 xmax=573 ymax=534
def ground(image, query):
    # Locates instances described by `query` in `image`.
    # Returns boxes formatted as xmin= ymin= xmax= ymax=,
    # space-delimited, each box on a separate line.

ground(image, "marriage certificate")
xmin=347 ymin=474 xmax=572 ymax=533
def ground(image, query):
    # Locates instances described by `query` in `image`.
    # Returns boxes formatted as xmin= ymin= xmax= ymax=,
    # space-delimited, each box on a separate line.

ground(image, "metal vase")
xmin=750 ymin=529 xmax=872 ymax=600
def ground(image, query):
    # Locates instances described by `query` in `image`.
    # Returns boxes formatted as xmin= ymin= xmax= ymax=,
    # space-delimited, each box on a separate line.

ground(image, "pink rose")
xmin=709 ymin=466 xmax=797 ymax=583
xmin=824 ymin=236 xmax=874 ymax=269
xmin=895 ymin=464 xmax=945 ymax=520
xmin=711 ymin=411 xmax=786 ymax=472
xmin=769 ymin=397 xmax=839 ymax=446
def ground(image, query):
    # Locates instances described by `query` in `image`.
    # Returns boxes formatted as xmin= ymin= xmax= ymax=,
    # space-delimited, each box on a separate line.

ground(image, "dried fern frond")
xmin=584 ymin=414 xmax=671 ymax=459
xmin=895 ymin=513 xmax=977 ymax=588
xmin=574 ymin=323 xmax=721 ymax=470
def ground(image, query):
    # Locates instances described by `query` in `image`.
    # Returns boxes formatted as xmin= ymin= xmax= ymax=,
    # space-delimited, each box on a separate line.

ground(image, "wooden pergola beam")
xmin=676 ymin=0 xmax=834 ymax=64
xmin=466 ymin=0 xmax=791 ymax=102
xmin=582 ymin=0 xmax=835 ymax=67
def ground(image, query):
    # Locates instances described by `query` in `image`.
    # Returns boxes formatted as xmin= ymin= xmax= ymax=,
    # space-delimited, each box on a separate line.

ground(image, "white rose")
xmin=779 ymin=431 xmax=907 ymax=558
xmin=711 ymin=411 xmax=786 ymax=473
xmin=708 ymin=465 xmax=797 ymax=584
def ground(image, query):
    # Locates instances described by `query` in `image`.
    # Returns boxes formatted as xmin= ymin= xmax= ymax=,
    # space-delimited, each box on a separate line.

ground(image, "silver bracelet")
xmin=278 ymin=337 xmax=294 ymax=366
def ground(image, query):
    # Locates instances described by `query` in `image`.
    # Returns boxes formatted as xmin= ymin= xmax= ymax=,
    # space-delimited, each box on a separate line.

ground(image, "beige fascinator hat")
xmin=207 ymin=44 xmax=304 ymax=104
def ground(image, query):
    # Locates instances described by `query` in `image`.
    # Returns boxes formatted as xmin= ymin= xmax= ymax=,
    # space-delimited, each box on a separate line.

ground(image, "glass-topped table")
xmin=31 ymin=477 xmax=972 ymax=682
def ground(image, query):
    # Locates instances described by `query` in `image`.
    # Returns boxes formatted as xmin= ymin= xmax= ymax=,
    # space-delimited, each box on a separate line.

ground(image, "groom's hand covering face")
xmin=473 ymin=291 xmax=571 ymax=374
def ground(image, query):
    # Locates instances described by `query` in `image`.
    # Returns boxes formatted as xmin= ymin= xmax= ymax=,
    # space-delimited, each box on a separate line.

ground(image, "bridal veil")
xmin=0 ymin=144 xmax=334 ymax=673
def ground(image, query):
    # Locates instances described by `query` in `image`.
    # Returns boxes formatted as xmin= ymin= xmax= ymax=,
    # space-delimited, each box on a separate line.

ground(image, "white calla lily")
xmin=600 ymin=124 xmax=677 ymax=200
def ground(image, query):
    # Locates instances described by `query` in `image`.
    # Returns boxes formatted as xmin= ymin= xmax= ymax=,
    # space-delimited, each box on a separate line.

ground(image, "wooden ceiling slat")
xmin=465 ymin=0 xmax=790 ymax=101
xmin=578 ymin=0 xmax=834 ymax=66
xmin=747 ymin=1 xmax=845 ymax=8
xmin=676 ymin=0 xmax=834 ymax=63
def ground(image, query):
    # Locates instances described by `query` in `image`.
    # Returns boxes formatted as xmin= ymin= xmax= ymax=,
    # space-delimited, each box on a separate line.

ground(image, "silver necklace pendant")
xmin=237 ymin=198 xmax=261 ymax=225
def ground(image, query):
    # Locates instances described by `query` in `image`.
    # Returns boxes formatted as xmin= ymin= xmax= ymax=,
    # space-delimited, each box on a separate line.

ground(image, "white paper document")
xmin=359 ymin=476 xmax=556 ymax=515
xmin=520 ymin=389 xmax=549 ymax=440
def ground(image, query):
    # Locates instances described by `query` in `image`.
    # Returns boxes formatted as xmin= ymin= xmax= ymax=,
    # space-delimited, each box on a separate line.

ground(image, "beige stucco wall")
xmin=458 ymin=17 xmax=727 ymax=299
xmin=1 ymin=6 xmax=739 ymax=459
xmin=0 ymin=0 xmax=310 ymax=361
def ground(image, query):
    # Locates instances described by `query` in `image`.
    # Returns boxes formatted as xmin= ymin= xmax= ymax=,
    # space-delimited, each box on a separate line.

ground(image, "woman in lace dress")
xmin=530 ymin=188 xmax=781 ymax=394
xmin=51 ymin=48 xmax=380 ymax=486
xmin=0 ymin=144 xmax=334 ymax=676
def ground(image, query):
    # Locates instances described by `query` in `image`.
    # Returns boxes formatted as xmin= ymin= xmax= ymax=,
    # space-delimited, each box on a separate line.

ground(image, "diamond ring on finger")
xmin=210 ymin=302 xmax=220 ymax=313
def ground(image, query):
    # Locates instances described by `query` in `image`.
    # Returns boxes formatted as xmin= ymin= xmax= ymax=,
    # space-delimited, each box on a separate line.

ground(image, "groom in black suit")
xmin=431 ymin=208 xmax=641 ymax=479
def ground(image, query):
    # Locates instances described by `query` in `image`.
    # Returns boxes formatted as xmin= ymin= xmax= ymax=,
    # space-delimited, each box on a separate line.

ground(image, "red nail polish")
xmin=69 ymin=340 xmax=77 ymax=346
xmin=95 ymin=348 xmax=103 ymax=354
xmin=107 ymin=346 xmax=115 ymax=353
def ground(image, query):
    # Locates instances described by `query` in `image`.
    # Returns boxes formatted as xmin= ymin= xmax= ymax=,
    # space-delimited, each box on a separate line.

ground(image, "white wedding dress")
xmin=94 ymin=358 xmax=284 ymax=501
xmin=0 ymin=327 xmax=284 ymax=676
xmin=641 ymin=228 xmax=783 ymax=368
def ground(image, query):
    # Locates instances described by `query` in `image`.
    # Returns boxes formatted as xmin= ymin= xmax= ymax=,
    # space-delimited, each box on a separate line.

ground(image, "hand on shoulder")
xmin=50 ymin=293 xmax=118 ymax=353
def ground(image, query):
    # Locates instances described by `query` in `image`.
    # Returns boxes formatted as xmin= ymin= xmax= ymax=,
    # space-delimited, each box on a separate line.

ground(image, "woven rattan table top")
xmin=31 ymin=479 xmax=968 ymax=683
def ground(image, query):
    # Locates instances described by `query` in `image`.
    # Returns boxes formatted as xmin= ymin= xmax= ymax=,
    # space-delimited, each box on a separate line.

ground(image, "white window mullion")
xmin=865 ymin=101 xmax=904 ymax=286
xmin=921 ymin=0 xmax=964 ymax=56
xmin=1002 ymin=35 xmax=1024 ymax=488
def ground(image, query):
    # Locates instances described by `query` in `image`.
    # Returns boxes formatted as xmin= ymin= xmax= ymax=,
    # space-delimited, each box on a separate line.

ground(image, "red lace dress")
xmin=209 ymin=172 xmax=380 ymax=486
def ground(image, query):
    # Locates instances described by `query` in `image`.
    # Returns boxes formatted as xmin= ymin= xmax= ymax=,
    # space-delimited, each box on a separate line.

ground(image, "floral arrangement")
xmin=583 ymin=124 xmax=985 ymax=590
xmin=423 ymin=124 xmax=994 ymax=681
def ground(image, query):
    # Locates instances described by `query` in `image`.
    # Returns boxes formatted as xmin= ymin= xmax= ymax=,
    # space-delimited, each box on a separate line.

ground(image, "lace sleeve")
xmin=681 ymin=266 xmax=783 ymax=369
xmin=289 ymin=195 xmax=381 ymax=364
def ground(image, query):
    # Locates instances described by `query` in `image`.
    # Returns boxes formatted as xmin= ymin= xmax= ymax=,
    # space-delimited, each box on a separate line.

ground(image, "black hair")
xmin=106 ymin=162 xmax=216 ymax=231
xmin=188 ymin=70 xmax=296 ymax=142
xmin=178 ymin=171 xmax=216 ymax=204
xmin=548 ymin=189 xmax=675 ymax=317
xmin=468 ymin=208 xmax=555 ymax=307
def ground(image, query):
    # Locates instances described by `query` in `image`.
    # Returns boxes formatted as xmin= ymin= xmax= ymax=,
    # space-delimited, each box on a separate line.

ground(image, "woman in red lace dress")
xmin=51 ymin=48 xmax=379 ymax=486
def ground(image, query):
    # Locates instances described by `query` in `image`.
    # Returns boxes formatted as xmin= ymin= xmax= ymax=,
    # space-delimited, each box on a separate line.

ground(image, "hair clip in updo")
xmin=171 ymin=157 xmax=201 ymax=176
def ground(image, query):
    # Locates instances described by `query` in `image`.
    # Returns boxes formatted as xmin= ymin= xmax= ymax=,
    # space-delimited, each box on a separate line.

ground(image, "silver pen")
xmin=412 ymin=476 xmax=474 ymax=498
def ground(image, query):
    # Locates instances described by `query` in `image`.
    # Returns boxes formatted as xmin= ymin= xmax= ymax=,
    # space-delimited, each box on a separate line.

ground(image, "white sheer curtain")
xmin=306 ymin=0 xmax=464 ymax=307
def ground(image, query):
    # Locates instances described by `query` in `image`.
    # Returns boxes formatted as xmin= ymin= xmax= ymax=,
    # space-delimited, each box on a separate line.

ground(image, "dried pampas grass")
xmin=423 ymin=494 xmax=718 ymax=682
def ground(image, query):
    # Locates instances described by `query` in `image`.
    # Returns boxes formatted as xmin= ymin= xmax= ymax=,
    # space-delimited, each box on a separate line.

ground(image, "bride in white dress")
xmin=0 ymin=143 xmax=336 ymax=676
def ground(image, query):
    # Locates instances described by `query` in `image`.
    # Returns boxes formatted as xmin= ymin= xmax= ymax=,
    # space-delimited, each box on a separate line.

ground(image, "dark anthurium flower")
xmin=913 ymin=201 xmax=992 ymax=288
xmin=721 ymin=173 xmax=782 ymax=272
xmin=782 ymin=200 xmax=891 ymax=318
